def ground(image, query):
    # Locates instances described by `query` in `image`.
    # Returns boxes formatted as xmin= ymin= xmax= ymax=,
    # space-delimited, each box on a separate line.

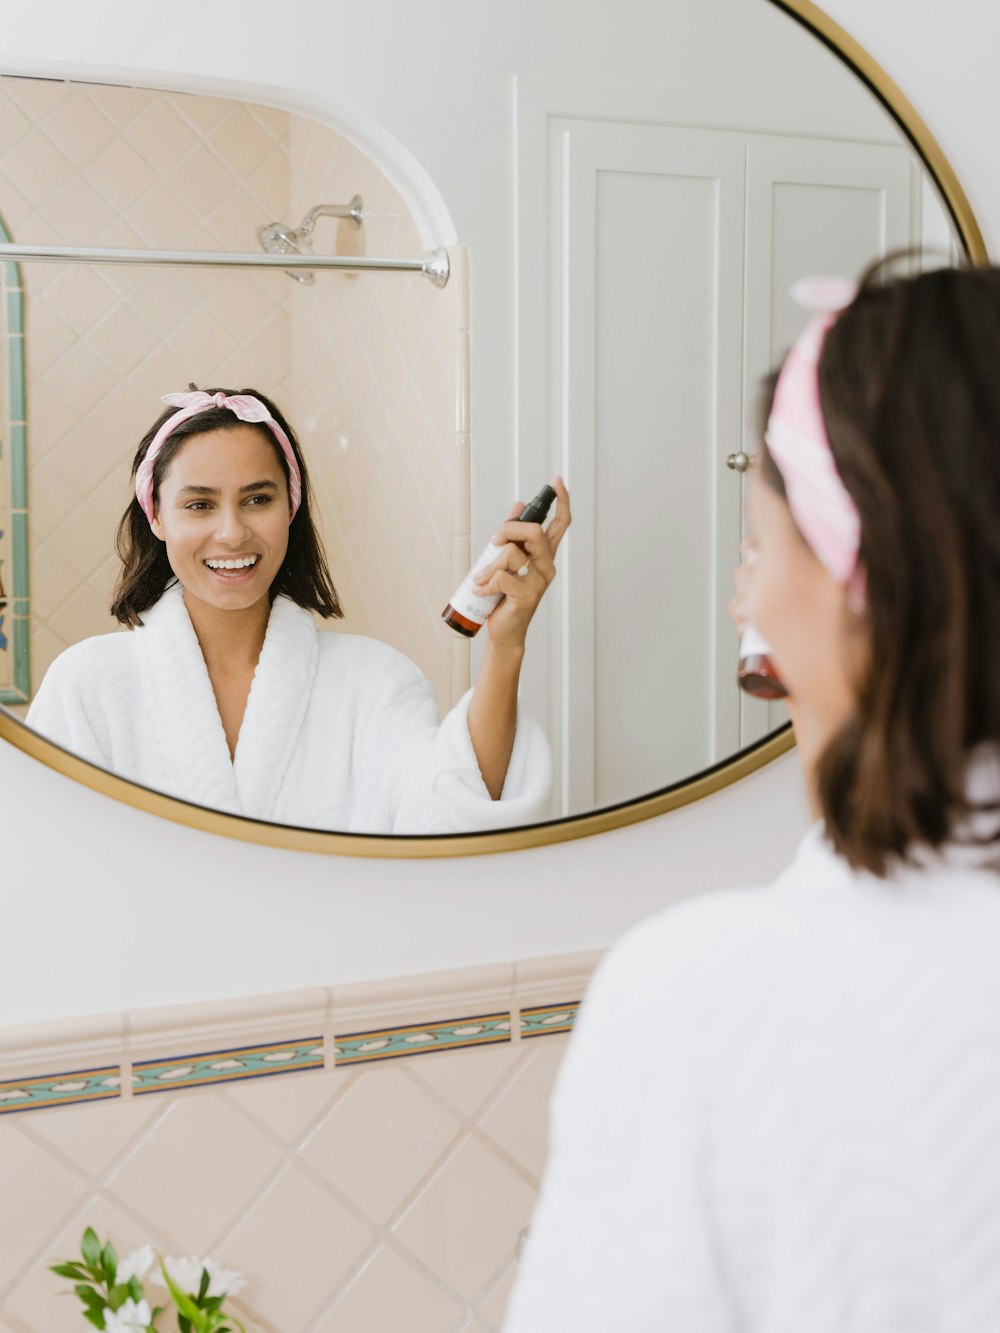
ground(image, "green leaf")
xmin=161 ymin=1262 xmax=203 ymax=1323
xmin=178 ymin=1317 xmax=192 ymax=1333
xmin=80 ymin=1228 xmax=102 ymax=1270
xmin=108 ymin=1283 xmax=129 ymax=1311
xmin=75 ymin=1284 xmax=106 ymax=1308
xmin=82 ymin=1309 xmax=105 ymax=1330
xmin=128 ymin=1275 xmax=144 ymax=1301
xmin=50 ymin=1262 xmax=91 ymax=1280
xmin=198 ymin=1265 xmax=211 ymax=1303
xmin=101 ymin=1239 xmax=118 ymax=1285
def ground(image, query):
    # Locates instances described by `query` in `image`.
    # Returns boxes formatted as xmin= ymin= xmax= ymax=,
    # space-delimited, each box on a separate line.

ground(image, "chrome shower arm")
xmin=298 ymin=195 xmax=364 ymax=235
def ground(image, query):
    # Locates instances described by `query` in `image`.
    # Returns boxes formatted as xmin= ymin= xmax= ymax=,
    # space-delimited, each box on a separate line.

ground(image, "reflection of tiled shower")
xmin=0 ymin=76 xmax=464 ymax=716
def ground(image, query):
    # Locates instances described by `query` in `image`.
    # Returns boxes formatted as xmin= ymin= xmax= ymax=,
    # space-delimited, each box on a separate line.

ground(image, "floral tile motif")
xmin=334 ymin=1013 xmax=511 ymax=1066
xmin=519 ymin=1001 xmax=580 ymax=1039
xmin=0 ymin=1066 xmax=120 ymax=1114
xmin=133 ymin=1037 xmax=324 ymax=1096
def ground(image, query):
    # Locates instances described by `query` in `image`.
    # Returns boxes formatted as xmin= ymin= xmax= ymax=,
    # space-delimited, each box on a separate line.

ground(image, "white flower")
xmin=115 ymin=1246 xmax=155 ymax=1285
xmin=153 ymin=1253 xmax=246 ymax=1300
xmin=204 ymin=1256 xmax=246 ymax=1298
xmin=102 ymin=1297 xmax=152 ymax=1331
xmin=152 ymin=1255 xmax=205 ymax=1295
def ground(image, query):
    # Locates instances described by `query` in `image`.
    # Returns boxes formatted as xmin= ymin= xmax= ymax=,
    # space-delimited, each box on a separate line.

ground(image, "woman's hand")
xmin=473 ymin=476 xmax=572 ymax=652
xmin=466 ymin=477 xmax=570 ymax=799
xmin=727 ymin=539 xmax=754 ymax=635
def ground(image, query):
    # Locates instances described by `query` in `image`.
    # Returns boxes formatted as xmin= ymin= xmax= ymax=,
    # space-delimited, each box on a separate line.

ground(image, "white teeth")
xmin=206 ymin=556 xmax=258 ymax=570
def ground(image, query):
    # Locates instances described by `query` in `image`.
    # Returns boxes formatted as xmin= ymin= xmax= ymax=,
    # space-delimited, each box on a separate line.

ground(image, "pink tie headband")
xmin=134 ymin=391 xmax=302 ymax=523
xmin=765 ymin=276 xmax=866 ymax=608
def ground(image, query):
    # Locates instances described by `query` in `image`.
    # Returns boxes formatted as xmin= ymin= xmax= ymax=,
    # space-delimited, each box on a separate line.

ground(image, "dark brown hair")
xmin=111 ymin=387 xmax=343 ymax=626
xmin=761 ymin=257 xmax=1000 ymax=875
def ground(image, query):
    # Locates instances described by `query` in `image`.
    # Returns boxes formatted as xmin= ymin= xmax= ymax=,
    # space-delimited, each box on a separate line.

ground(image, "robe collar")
xmin=135 ymin=582 xmax=319 ymax=820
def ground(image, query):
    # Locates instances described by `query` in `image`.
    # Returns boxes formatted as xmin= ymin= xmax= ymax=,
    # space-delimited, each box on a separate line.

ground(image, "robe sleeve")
xmin=25 ymin=639 xmax=118 ymax=771
xmin=348 ymin=646 xmax=551 ymax=833
xmin=503 ymin=916 xmax=740 ymax=1333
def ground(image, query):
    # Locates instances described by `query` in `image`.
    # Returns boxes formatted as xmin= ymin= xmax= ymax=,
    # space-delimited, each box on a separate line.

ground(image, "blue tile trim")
xmin=0 ymin=210 xmax=28 ymax=703
xmin=519 ymin=1001 xmax=580 ymax=1038
xmin=133 ymin=1037 xmax=324 ymax=1095
xmin=0 ymin=1066 xmax=121 ymax=1115
xmin=335 ymin=1012 xmax=512 ymax=1066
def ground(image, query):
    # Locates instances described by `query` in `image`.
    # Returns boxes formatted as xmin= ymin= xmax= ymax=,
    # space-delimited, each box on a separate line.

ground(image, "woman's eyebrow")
xmin=174 ymin=480 xmax=278 ymax=497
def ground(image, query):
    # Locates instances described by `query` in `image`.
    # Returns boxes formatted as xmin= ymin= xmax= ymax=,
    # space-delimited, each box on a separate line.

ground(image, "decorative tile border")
xmin=0 ymin=213 xmax=28 ymax=706
xmin=335 ymin=1013 xmax=512 ymax=1066
xmin=519 ymin=1002 xmax=580 ymax=1038
xmin=133 ymin=1037 xmax=324 ymax=1096
xmin=0 ymin=1066 xmax=120 ymax=1114
xmin=0 ymin=953 xmax=602 ymax=1114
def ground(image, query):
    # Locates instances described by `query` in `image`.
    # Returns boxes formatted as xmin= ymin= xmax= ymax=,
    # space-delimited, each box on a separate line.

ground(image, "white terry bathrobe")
xmin=26 ymin=582 xmax=551 ymax=833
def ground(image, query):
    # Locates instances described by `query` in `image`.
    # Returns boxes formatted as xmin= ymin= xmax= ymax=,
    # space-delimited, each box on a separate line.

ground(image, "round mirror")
xmin=0 ymin=0 xmax=983 ymax=855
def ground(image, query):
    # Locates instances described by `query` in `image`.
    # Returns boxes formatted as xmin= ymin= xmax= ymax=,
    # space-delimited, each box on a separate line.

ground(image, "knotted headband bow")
xmin=764 ymin=276 xmax=866 ymax=608
xmin=134 ymin=390 xmax=303 ymax=523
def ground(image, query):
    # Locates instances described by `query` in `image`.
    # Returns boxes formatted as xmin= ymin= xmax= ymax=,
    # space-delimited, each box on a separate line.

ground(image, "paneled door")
xmin=516 ymin=90 xmax=914 ymax=815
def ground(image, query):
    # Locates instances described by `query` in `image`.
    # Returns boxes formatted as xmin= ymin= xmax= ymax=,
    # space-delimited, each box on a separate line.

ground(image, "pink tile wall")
xmin=0 ymin=1038 xmax=567 ymax=1332
xmin=287 ymin=116 xmax=458 ymax=715
xmin=7 ymin=76 xmax=462 ymax=720
xmin=0 ymin=76 xmax=292 ymax=695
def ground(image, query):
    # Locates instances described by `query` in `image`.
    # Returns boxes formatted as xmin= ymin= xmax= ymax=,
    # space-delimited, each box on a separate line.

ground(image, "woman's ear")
xmin=150 ymin=510 xmax=165 ymax=541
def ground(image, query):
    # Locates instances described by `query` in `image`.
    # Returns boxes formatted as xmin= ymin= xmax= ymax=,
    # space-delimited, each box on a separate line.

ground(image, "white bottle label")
xmin=448 ymin=541 xmax=505 ymax=624
xmin=739 ymin=622 xmax=774 ymax=658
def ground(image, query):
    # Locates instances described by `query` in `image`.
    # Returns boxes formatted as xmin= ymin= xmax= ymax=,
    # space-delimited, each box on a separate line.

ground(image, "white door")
xmin=517 ymin=98 xmax=915 ymax=816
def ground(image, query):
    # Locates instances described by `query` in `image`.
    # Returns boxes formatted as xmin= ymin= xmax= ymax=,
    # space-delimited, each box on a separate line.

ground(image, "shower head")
xmin=256 ymin=221 xmax=316 ymax=285
xmin=256 ymin=196 xmax=365 ymax=284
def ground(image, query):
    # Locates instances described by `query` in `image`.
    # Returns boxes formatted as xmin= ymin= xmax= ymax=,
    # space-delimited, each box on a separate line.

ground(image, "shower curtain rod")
xmin=0 ymin=242 xmax=451 ymax=287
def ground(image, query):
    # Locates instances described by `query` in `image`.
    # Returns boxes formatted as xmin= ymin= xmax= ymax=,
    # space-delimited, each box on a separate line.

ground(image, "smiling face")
xmin=149 ymin=425 xmax=292 ymax=617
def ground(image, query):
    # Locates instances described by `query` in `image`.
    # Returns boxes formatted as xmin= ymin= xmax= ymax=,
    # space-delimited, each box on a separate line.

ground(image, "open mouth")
xmin=203 ymin=555 xmax=261 ymax=577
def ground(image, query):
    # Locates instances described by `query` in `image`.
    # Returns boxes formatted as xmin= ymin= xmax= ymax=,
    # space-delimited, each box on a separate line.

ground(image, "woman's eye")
xmin=246 ymin=494 xmax=272 ymax=506
xmin=185 ymin=501 xmax=212 ymax=511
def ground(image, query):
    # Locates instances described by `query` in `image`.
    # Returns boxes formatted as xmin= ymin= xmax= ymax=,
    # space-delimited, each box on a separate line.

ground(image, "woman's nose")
xmin=213 ymin=504 xmax=251 ymax=543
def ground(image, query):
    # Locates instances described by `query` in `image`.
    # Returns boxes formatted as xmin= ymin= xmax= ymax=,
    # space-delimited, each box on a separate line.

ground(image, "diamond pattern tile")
xmin=220 ymin=1164 xmax=373 ymax=1330
xmin=312 ymin=1245 xmax=464 ymax=1333
xmin=105 ymin=1094 xmax=283 ymax=1255
xmin=0 ymin=1034 xmax=569 ymax=1332
xmin=478 ymin=1041 xmax=568 ymax=1180
xmin=393 ymin=1136 xmax=537 ymax=1301
xmin=301 ymin=1063 xmax=461 ymax=1224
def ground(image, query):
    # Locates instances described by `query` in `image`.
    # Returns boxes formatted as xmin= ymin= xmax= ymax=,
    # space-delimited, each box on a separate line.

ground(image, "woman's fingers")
xmin=476 ymin=566 xmax=545 ymax=603
xmin=544 ymin=476 xmax=572 ymax=555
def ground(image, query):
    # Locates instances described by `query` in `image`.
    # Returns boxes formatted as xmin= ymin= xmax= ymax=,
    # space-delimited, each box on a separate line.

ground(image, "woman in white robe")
xmin=27 ymin=387 xmax=568 ymax=833
xmin=505 ymin=262 xmax=1000 ymax=1332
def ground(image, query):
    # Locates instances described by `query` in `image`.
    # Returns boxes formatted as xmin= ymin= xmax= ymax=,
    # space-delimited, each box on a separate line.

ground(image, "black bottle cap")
xmin=517 ymin=484 xmax=557 ymax=525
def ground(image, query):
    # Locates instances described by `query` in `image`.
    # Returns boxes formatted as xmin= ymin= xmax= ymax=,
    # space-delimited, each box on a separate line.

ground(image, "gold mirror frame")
xmin=0 ymin=0 xmax=986 ymax=858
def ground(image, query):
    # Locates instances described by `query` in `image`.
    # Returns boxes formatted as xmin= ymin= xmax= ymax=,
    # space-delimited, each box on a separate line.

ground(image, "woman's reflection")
xmin=26 ymin=387 xmax=570 ymax=832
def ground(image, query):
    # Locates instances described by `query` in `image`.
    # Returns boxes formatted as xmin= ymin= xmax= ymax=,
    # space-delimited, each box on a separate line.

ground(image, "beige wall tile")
xmin=105 ymin=1094 xmax=284 ymax=1254
xmin=301 ymin=1063 xmax=461 ymax=1224
xmin=0 ymin=1125 xmax=89 ymax=1290
xmin=0 ymin=959 xmax=580 ymax=1331
xmin=393 ymin=1135 xmax=536 ymax=1301
xmin=313 ymin=1245 xmax=463 ymax=1333
xmin=478 ymin=1040 xmax=567 ymax=1181
xmin=221 ymin=1163 xmax=373 ymax=1330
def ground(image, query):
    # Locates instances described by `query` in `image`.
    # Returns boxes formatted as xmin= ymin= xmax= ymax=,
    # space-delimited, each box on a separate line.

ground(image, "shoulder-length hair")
xmin=111 ymin=386 xmax=343 ymax=627
xmin=760 ymin=257 xmax=1000 ymax=875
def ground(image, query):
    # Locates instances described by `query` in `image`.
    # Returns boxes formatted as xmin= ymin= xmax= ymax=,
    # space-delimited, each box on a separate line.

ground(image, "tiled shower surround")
xmin=0 ymin=954 xmax=597 ymax=1332
xmin=0 ymin=74 xmax=462 ymax=715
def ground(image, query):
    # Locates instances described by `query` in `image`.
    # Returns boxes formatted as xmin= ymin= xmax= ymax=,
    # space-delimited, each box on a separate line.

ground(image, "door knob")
xmin=726 ymin=451 xmax=750 ymax=472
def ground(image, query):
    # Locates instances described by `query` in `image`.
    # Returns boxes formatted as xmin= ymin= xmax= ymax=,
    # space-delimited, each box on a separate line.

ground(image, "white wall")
xmin=1 ymin=0 xmax=996 ymax=1024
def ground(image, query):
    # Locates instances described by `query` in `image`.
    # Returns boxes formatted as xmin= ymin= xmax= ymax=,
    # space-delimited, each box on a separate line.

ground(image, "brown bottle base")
xmin=441 ymin=605 xmax=481 ymax=637
xmin=738 ymin=654 xmax=789 ymax=701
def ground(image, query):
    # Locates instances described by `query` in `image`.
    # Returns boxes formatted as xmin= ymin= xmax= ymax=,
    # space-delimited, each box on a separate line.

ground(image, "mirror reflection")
xmin=0 ymin=1 xmax=965 ymax=835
